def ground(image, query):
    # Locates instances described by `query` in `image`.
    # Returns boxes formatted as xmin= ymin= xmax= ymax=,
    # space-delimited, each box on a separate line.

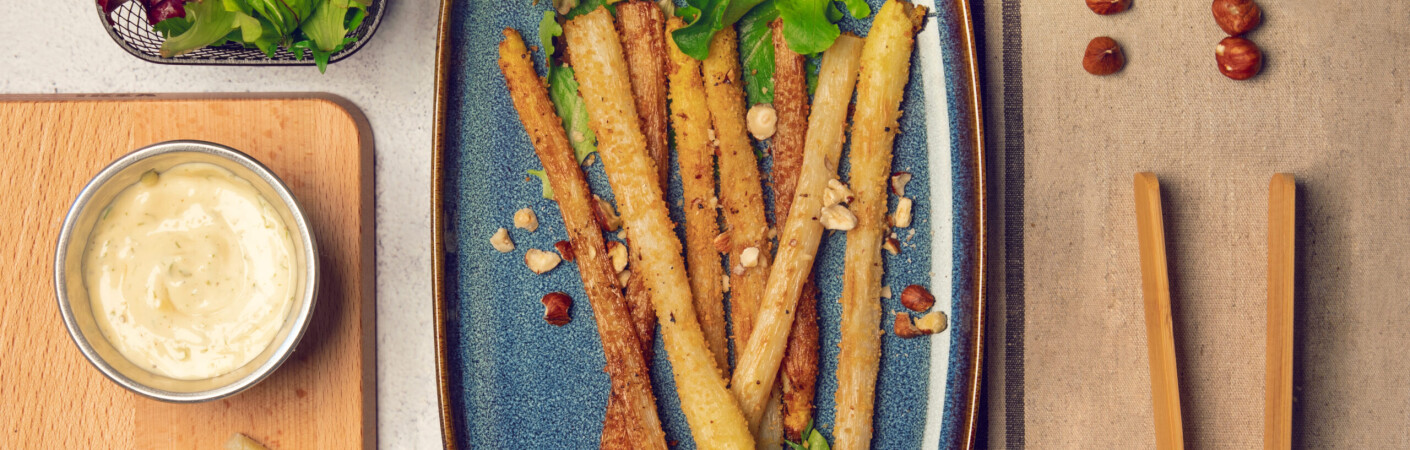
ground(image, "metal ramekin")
xmin=54 ymin=140 xmax=319 ymax=403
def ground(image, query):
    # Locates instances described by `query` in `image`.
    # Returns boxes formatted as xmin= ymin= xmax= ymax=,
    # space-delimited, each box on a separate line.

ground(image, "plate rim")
xmin=428 ymin=0 xmax=986 ymax=447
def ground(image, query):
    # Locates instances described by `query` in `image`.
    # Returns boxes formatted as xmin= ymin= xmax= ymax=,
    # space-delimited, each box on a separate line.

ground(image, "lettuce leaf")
xmin=160 ymin=0 xmax=239 ymax=57
xmin=538 ymin=10 xmax=562 ymax=58
xmin=837 ymin=0 xmax=870 ymax=19
xmin=776 ymin=0 xmax=838 ymax=55
xmin=298 ymin=0 xmax=367 ymax=72
xmin=784 ymin=420 xmax=832 ymax=450
xmin=737 ymin=0 xmax=778 ymax=105
xmin=539 ymin=10 xmax=598 ymax=163
xmin=225 ymin=0 xmax=312 ymax=40
xmin=565 ymin=0 xmax=621 ymax=19
xmin=773 ymin=0 xmax=868 ymax=55
xmin=673 ymin=0 xmax=768 ymax=60
xmin=153 ymin=17 xmax=192 ymax=38
xmin=547 ymin=65 xmax=600 ymax=163
xmin=527 ymin=169 xmax=555 ymax=200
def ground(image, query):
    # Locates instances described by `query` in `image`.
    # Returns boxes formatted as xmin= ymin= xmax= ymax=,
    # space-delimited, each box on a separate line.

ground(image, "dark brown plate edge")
xmin=431 ymin=0 xmax=459 ymax=448
xmin=951 ymin=0 xmax=987 ymax=447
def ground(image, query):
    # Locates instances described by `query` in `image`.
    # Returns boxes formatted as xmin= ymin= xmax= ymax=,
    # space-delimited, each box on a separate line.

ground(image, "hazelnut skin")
xmin=1212 ymin=0 xmax=1262 ymax=36
xmin=553 ymin=240 xmax=575 ymax=262
xmin=1083 ymin=37 xmax=1125 ymax=76
xmin=1216 ymin=37 xmax=1262 ymax=80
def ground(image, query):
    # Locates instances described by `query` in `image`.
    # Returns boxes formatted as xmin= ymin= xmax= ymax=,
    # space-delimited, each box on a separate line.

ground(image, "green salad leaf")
xmin=807 ymin=429 xmax=831 ymax=450
xmin=784 ymin=420 xmax=832 ymax=450
xmin=547 ymin=65 xmax=599 ymax=163
xmin=300 ymin=0 xmax=367 ymax=72
xmin=526 ymin=169 xmax=555 ymax=200
xmin=837 ymin=0 xmax=870 ymax=19
xmin=538 ymin=10 xmax=562 ymax=58
xmin=774 ymin=0 xmax=870 ymax=55
xmin=775 ymin=0 xmax=837 ymax=55
xmin=225 ymin=0 xmax=312 ymax=40
xmin=153 ymin=17 xmax=193 ymax=38
xmin=565 ymin=0 xmax=620 ymax=19
xmin=825 ymin=1 xmax=843 ymax=21
xmin=150 ymin=0 xmax=364 ymax=70
xmin=673 ymin=0 xmax=769 ymax=60
xmin=736 ymin=0 xmax=778 ymax=105
xmin=539 ymin=10 xmax=598 ymax=163
xmin=160 ymin=0 xmax=239 ymax=57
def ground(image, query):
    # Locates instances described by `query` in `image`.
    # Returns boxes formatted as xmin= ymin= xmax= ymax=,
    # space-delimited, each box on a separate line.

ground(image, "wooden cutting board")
xmin=0 ymin=94 xmax=375 ymax=449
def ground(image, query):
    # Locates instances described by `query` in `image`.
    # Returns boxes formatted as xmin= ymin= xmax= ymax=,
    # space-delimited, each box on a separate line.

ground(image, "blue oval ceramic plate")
xmin=431 ymin=0 xmax=985 ymax=448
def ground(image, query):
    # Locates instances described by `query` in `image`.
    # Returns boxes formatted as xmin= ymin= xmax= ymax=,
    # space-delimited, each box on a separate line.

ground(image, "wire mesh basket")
xmin=98 ymin=0 xmax=384 ymax=66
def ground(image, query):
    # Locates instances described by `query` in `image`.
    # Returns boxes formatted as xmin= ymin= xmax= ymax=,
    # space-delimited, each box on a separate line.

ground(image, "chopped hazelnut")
xmin=823 ymin=178 xmax=855 ymax=207
xmin=894 ymin=312 xmax=925 ymax=338
xmin=891 ymin=172 xmax=913 ymax=197
xmin=915 ymin=311 xmax=948 ymax=334
xmin=554 ymin=240 xmax=575 ymax=262
xmin=524 ymin=248 xmax=562 ymax=274
xmin=820 ymin=204 xmax=858 ymax=231
xmin=714 ymin=231 xmax=733 ymax=253
xmin=514 ymin=208 xmax=539 ymax=232
xmin=883 ymin=236 xmax=901 ymax=255
xmin=594 ymin=195 xmax=623 ymax=232
xmin=617 ymin=269 xmax=632 ymax=287
xmin=607 ymin=241 xmax=629 ymax=273
xmin=740 ymin=246 xmax=760 ymax=268
xmin=490 ymin=228 xmax=514 ymax=253
xmin=893 ymin=197 xmax=914 ymax=228
xmin=721 ymin=274 xmax=730 ymax=292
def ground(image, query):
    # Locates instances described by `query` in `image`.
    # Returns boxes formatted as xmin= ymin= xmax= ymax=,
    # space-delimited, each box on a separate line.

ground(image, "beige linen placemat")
xmin=974 ymin=1 xmax=1410 ymax=448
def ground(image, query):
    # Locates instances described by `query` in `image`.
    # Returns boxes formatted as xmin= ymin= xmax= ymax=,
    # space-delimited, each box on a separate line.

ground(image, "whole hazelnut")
xmin=900 ymin=284 xmax=936 ymax=312
xmin=1212 ymin=0 xmax=1262 ymax=36
xmin=541 ymin=292 xmax=572 ymax=326
xmin=1215 ymin=37 xmax=1262 ymax=80
xmin=1082 ymin=37 xmax=1125 ymax=76
xmin=1086 ymin=0 xmax=1130 ymax=15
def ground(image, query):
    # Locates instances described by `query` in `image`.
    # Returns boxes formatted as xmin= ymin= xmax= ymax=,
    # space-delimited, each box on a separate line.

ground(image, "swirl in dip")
xmin=84 ymin=163 xmax=296 ymax=380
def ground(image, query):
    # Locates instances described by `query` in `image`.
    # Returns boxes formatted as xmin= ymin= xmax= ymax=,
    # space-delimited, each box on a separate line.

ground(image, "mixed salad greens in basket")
xmin=98 ymin=0 xmax=367 ymax=72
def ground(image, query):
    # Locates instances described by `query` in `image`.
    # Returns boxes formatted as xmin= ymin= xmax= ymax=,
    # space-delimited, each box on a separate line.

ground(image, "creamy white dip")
xmin=84 ymin=163 xmax=296 ymax=380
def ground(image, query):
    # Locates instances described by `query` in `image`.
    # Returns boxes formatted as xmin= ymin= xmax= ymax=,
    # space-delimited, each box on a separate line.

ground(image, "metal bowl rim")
xmin=53 ymin=140 xmax=320 ymax=403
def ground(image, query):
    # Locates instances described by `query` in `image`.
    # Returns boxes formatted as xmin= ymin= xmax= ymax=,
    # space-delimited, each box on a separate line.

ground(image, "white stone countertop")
xmin=1 ymin=1 xmax=441 ymax=448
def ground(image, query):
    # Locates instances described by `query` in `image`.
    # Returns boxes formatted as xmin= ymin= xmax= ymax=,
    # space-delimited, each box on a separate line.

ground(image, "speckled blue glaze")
xmin=440 ymin=1 xmax=981 ymax=448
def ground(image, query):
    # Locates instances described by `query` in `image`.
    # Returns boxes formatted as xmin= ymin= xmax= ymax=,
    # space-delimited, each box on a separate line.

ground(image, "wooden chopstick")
xmin=1133 ymin=172 xmax=1186 ymax=450
xmin=1265 ymin=174 xmax=1296 ymax=450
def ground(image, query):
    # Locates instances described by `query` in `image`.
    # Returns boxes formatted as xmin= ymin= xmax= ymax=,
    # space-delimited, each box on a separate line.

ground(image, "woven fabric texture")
xmin=977 ymin=1 xmax=1410 ymax=448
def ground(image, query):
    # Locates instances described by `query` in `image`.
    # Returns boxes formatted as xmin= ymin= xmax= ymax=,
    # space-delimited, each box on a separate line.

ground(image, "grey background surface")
xmin=1 ymin=1 xmax=441 ymax=448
